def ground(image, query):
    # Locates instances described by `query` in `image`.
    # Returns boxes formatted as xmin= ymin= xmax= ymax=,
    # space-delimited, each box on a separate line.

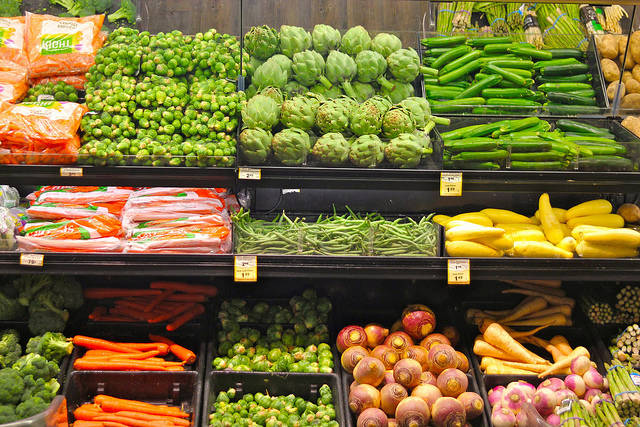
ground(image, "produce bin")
xmin=65 ymin=371 xmax=201 ymax=427
xmin=202 ymin=371 xmax=346 ymax=427
xmin=590 ymin=324 xmax=640 ymax=370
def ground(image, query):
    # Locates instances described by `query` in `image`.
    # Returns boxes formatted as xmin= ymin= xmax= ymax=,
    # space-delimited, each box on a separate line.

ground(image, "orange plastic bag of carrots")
xmin=25 ymin=13 xmax=104 ymax=78
xmin=0 ymin=17 xmax=27 ymax=69
xmin=0 ymin=67 xmax=28 ymax=103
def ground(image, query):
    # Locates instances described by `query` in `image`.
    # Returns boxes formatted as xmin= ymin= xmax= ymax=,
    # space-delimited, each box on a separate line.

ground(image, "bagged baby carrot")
xmin=25 ymin=13 xmax=104 ymax=78
xmin=0 ymin=17 xmax=27 ymax=69
xmin=0 ymin=67 xmax=28 ymax=103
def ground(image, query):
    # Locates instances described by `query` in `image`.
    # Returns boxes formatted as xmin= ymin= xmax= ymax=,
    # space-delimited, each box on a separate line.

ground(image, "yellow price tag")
xmin=440 ymin=172 xmax=462 ymax=197
xmin=60 ymin=167 xmax=83 ymax=177
xmin=238 ymin=168 xmax=261 ymax=180
xmin=447 ymin=259 xmax=470 ymax=285
xmin=234 ymin=255 xmax=257 ymax=282
xmin=20 ymin=253 xmax=44 ymax=267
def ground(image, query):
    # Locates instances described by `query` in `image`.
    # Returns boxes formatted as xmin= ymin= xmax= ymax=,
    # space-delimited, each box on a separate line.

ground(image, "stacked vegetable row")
xmin=607 ymin=324 xmax=640 ymax=367
xmin=581 ymin=284 xmax=640 ymax=325
xmin=441 ymin=118 xmax=635 ymax=171
xmin=421 ymin=35 xmax=600 ymax=115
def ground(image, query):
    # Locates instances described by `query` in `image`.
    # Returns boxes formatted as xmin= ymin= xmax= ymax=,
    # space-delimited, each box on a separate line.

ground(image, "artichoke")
xmin=280 ymin=95 xmax=318 ymax=130
xmin=310 ymin=83 xmax=342 ymax=99
xmin=315 ymin=97 xmax=355 ymax=134
xmin=379 ymin=79 xmax=415 ymax=103
xmin=268 ymin=54 xmax=293 ymax=79
xmin=382 ymin=105 xmax=416 ymax=139
xmin=387 ymin=48 xmax=421 ymax=83
xmin=244 ymin=84 xmax=258 ymax=99
xmin=312 ymin=24 xmax=341 ymax=56
xmin=259 ymin=86 xmax=284 ymax=108
xmin=385 ymin=133 xmax=431 ymax=168
xmin=292 ymin=50 xmax=332 ymax=88
xmin=349 ymin=95 xmax=391 ymax=136
xmin=239 ymin=128 xmax=273 ymax=165
xmin=244 ymin=26 xmax=279 ymax=60
xmin=351 ymin=81 xmax=375 ymax=102
xmin=252 ymin=60 xmax=287 ymax=89
xmin=355 ymin=50 xmax=393 ymax=90
xmin=349 ymin=134 xmax=385 ymax=168
xmin=283 ymin=80 xmax=307 ymax=98
xmin=244 ymin=56 xmax=264 ymax=77
xmin=311 ymin=132 xmax=351 ymax=166
xmin=340 ymin=26 xmax=371 ymax=56
xmin=241 ymin=94 xmax=280 ymax=130
xmin=399 ymin=96 xmax=431 ymax=128
xmin=371 ymin=32 xmax=402 ymax=58
xmin=271 ymin=128 xmax=311 ymax=165
xmin=279 ymin=25 xmax=312 ymax=58
xmin=325 ymin=50 xmax=358 ymax=98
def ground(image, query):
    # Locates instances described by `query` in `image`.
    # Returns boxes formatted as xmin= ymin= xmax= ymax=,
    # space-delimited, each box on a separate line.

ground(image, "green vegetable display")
xmin=23 ymin=82 xmax=79 ymax=103
xmin=608 ymin=324 xmax=640 ymax=367
xmin=0 ymin=330 xmax=21 ymax=369
xmin=209 ymin=385 xmax=338 ymax=426
xmin=49 ymin=0 xmax=118 ymax=18
xmin=0 ymin=0 xmax=21 ymax=16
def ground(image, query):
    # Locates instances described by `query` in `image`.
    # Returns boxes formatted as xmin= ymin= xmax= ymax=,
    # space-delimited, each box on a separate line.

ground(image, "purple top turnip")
xmin=533 ymin=387 xmax=557 ymax=417
xmin=488 ymin=385 xmax=505 ymax=407
xmin=565 ymin=374 xmax=586 ymax=398
xmin=491 ymin=407 xmax=516 ymax=427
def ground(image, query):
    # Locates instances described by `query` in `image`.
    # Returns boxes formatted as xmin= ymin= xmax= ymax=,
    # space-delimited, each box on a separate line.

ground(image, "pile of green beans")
xmin=233 ymin=209 xmax=439 ymax=256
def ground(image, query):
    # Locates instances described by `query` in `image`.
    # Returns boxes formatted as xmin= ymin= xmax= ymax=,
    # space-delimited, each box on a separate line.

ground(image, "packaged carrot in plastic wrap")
xmin=0 ymin=67 xmax=28 ymax=103
xmin=20 ymin=214 xmax=123 ymax=239
xmin=30 ymin=73 xmax=87 ymax=90
xmin=17 ymin=236 xmax=123 ymax=252
xmin=124 ymin=225 xmax=232 ymax=254
xmin=25 ymin=13 xmax=104 ymax=78
xmin=125 ymin=213 xmax=229 ymax=237
xmin=0 ymin=17 xmax=27 ymax=69
xmin=27 ymin=203 xmax=112 ymax=220
xmin=32 ymin=186 xmax=134 ymax=204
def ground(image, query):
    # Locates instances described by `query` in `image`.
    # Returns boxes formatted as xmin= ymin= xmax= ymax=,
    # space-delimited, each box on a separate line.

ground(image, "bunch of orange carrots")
xmin=73 ymin=394 xmax=190 ymax=427
xmin=85 ymin=281 xmax=216 ymax=331
xmin=72 ymin=335 xmax=196 ymax=372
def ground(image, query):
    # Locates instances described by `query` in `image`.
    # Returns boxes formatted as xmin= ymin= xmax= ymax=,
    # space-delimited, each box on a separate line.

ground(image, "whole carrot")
xmin=169 ymin=345 xmax=196 ymax=364
xmin=148 ymin=303 xmax=196 ymax=324
xmin=73 ymin=336 xmax=141 ymax=353
xmin=95 ymin=395 xmax=189 ymax=418
xmin=166 ymin=304 xmax=205 ymax=331
xmin=93 ymin=414 xmax=173 ymax=427
xmin=80 ymin=350 xmax=160 ymax=361
xmin=74 ymin=404 xmax=104 ymax=420
xmin=119 ymin=343 xmax=169 ymax=354
xmin=84 ymin=289 xmax=163 ymax=299
xmin=112 ymin=411 xmax=190 ymax=426
xmin=144 ymin=290 xmax=175 ymax=312
xmin=148 ymin=334 xmax=175 ymax=346
xmin=72 ymin=421 xmax=108 ymax=427
xmin=150 ymin=281 xmax=218 ymax=296
xmin=89 ymin=307 xmax=107 ymax=320
xmin=73 ymin=359 xmax=177 ymax=371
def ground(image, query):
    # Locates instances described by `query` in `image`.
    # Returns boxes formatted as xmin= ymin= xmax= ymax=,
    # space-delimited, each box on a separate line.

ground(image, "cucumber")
xmin=578 ymin=155 xmax=633 ymax=171
xmin=451 ymin=150 xmax=508 ymax=162
xmin=510 ymin=161 xmax=567 ymax=170
xmin=499 ymin=140 xmax=553 ymax=152
xmin=444 ymin=138 xmax=498 ymax=152
xmin=510 ymin=151 xmax=567 ymax=161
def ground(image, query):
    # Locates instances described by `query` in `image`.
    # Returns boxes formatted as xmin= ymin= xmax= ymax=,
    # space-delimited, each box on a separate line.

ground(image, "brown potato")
xmin=632 ymin=65 xmax=640 ymax=82
xmin=627 ymin=79 xmax=640 ymax=94
xmin=618 ymin=35 xmax=629 ymax=57
xmin=607 ymin=81 xmax=626 ymax=101
xmin=598 ymin=34 xmax=619 ymax=59
xmin=621 ymin=52 xmax=636 ymax=70
xmin=623 ymin=71 xmax=634 ymax=83
xmin=630 ymin=31 xmax=640 ymax=64
xmin=621 ymin=93 xmax=640 ymax=110
xmin=601 ymin=58 xmax=621 ymax=82
xmin=622 ymin=116 xmax=640 ymax=138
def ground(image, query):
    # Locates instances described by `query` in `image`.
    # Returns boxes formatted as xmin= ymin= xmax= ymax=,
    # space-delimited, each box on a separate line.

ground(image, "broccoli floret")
xmin=0 ymin=0 xmax=21 ymax=17
xmin=108 ymin=0 xmax=136 ymax=24
xmin=49 ymin=0 xmax=76 ymax=13
xmin=15 ymin=397 xmax=49 ymax=419
xmin=12 ymin=354 xmax=59 ymax=381
xmin=0 ymin=405 xmax=17 ymax=423
xmin=21 ymin=375 xmax=59 ymax=403
xmin=0 ymin=330 xmax=21 ymax=368
xmin=70 ymin=0 xmax=95 ymax=16
xmin=0 ymin=368 xmax=24 ymax=404
xmin=28 ymin=308 xmax=67 ymax=336
xmin=29 ymin=290 xmax=69 ymax=323
xmin=93 ymin=0 xmax=112 ymax=13
xmin=14 ymin=276 xmax=52 ymax=307
xmin=26 ymin=332 xmax=72 ymax=363
xmin=0 ymin=291 xmax=23 ymax=321
xmin=50 ymin=277 xmax=84 ymax=310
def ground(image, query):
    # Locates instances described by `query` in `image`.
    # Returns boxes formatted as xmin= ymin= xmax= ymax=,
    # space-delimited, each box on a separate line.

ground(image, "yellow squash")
xmin=538 ymin=193 xmax=564 ymax=244
xmin=566 ymin=199 xmax=612 ymax=220
xmin=576 ymin=241 xmax=638 ymax=258
xmin=507 ymin=230 xmax=547 ymax=242
xmin=445 ymin=223 xmax=505 ymax=241
xmin=580 ymin=228 xmax=640 ymax=247
xmin=432 ymin=214 xmax=451 ymax=226
xmin=556 ymin=237 xmax=577 ymax=253
xmin=481 ymin=208 xmax=533 ymax=224
xmin=446 ymin=212 xmax=493 ymax=227
xmin=535 ymin=208 xmax=568 ymax=223
xmin=566 ymin=214 xmax=625 ymax=229
xmin=513 ymin=241 xmax=574 ymax=258
xmin=571 ymin=225 xmax=611 ymax=240
xmin=495 ymin=223 xmax=543 ymax=233
xmin=472 ymin=235 xmax=514 ymax=251
xmin=446 ymin=241 xmax=503 ymax=257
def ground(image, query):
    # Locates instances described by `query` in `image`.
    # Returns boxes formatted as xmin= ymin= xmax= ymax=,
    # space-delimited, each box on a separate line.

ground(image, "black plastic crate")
xmin=65 ymin=371 xmax=201 ymax=426
xmin=202 ymin=371 xmax=345 ymax=427
xmin=590 ymin=323 xmax=640 ymax=370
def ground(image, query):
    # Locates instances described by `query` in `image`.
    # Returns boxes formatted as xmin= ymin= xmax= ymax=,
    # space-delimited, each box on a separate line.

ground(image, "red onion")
xmin=583 ymin=368 xmax=604 ymax=389
xmin=395 ymin=396 xmax=430 ymax=427
xmin=436 ymin=368 xmax=468 ymax=398
xmin=349 ymin=383 xmax=381 ymax=415
xmin=455 ymin=351 xmax=469 ymax=373
xmin=491 ymin=407 xmax=516 ymax=427
xmin=393 ymin=358 xmax=423 ymax=389
xmin=441 ymin=325 xmax=460 ymax=346
xmin=533 ymin=387 xmax=557 ymax=417
xmin=427 ymin=344 xmax=458 ymax=375
xmin=488 ymin=385 xmax=505 ymax=407
xmin=411 ymin=384 xmax=442 ymax=409
xmin=457 ymin=391 xmax=483 ymax=420
xmin=419 ymin=371 xmax=437 ymax=386
xmin=384 ymin=332 xmax=414 ymax=354
xmin=419 ymin=333 xmax=451 ymax=350
xmin=565 ymin=374 xmax=586 ymax=397
xmin=432 ymin=396 xmax=466 ymax=427
xmin=380 ymin=383 xmax=408 ymax=416
xmin=403 ymin=345 xmax=429 ymax=370
xmin=382 ymin=370 xmax=396 ymax=385
xmin=342 ymin=346 xmax=370 ymax=374
xmin=365 ymin=324 xmax=390 ymax=348
xmin=357 ymin=407 xmax=389 ymax=427
xmin=570 ymin=355 xmax=591 ymax=376
xmin=354 ymin=356 xmax=386 ymax=387
xmin=337 ymin=325 xmax=368 ymax=353
xmin=371 ymin=345 xmax=400 ymax=370
xmin=402 ymin=305 xmax=436 ymax=340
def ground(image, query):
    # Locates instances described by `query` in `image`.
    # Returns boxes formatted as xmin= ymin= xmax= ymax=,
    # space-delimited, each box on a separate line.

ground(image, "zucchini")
xmin=424 ymin=47 xmax=454 ymax=56
xmin=547 ymin=48 xmax=584 ymax=59
xmin=445 ymin=160 xmax=501 ymax=170
xmin=546 ymin=92 xmax=597 ymax=106
xmin=538 ymin=82 xmax=593 ymax=92
xmin=540 ymin=63 xmax=590 ymax=76
xmin=573 ymin=142 xmax=626 ymax=155
xmin=468 ymin=36 xmax=513 ymax=47
xmin=455 ymin=74 xmax=502 ymax=99
xmin=422 ymin=35 xmax=467 ymax=48
xmin=484 ymin=43 xmax=518 ymax=55
xmin=430 ymin=97 xmax=485 ymax=113
xmin=451 ymin=150 xmax=508 ymax=162
xmin=536 ymin=74 xmax=592 ymax=84
xmin=502 ymin=68 xmax=534 ymax=78
xmin=499 ymin=140 xmax=553 ymax=152
xmin=567 ymin=89 xmax=596 ymax=97
xmin=510 ymin=161 xmax=567 ymax=170
xmin=444 ymin=138 xmax=498 ymax=152
xmin=533 ymin=58 xmax=581 ymax=70
xmin=432 ymin=45 xmax=473 ymax=69
xmin=555 ymin=120 xmax=612 ymax=137
xmin=510 ymin=151 xmax=567 ymax=161
xmin=471 ymin=107 xmax=513 ymax=115
xmin=485 ymin=59 xmax=535 ymax=69
xmin=564 ymin=132 xmax=616 ymax=139
xmin=564 ymin=136 xmax=617 ymax=143
xmin=481 ymin=88 xmax=536 ymax=99
xmin=546 ymin=104 xmax=602 ymax=115
xmin=578 ymin=155 xmax=633 ymax=171
xmin=440 ymin=50 xmax=483 ymax=75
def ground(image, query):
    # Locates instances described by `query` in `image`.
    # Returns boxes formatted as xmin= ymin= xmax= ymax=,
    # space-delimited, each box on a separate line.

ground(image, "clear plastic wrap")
xmin=17 ymin=236 xmax=123 ymax=252
xmin=31 ymin=186 xmax=134 ymax=204
xmin=124 ymin=226 xmax=232 ymax=254
xmin=20 ymin=214 xmax=123 ymax=239
xmin=0 ymin=17 xmax=27 ymax=69
xmin=26 ymin=203 xmax=111 ymax=220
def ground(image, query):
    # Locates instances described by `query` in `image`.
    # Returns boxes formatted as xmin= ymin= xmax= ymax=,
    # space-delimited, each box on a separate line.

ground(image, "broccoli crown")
xmin=28 ymin=290 xmax=69 ymax=323
xmin=26 ymin=332 xmax=72 ymax=363
xmin=28 ymin=306 xmax=68 ymax=336
xmin=93 ymin=0 xmax=113 ymax=13
xmin=21 ymin=375 xmax=59 ymax=403
xmin=12 ymin=354 xmax=60 ymax=381
xmin=15 ymin=275 xmax=52 ymax=307
xmin=15 ymin=396 xmax=49 ymax=419
xmin=0 ymin=290 xmax=23 ymax=321
xmin=0 ymin=404 xmax=17 ymax=423
xmin=50 ymin=277 xmax=84 ymax=310
xmin=0 ymin=368 xmax=25 ymax=405
xmin=0 ymin=329 xmax=21 ymax=368
xmin=0 ymin=0 xmax=21 ymax=17
xmin=108 ymin=0 xmax=136 ymax=24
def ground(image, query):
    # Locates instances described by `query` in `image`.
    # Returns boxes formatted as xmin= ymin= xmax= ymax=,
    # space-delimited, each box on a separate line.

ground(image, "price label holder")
xmin=238 ymin=168 xmax=261 ymax=180
xmin=234 ymin=255 xmax=257 ymax=282
xmin=282 ymin=189 xmax=300 ymax=195
xmin=447 ymin=259 xmax=470 ymax=285
xmin=440 ymin=172 xmax=462 ymax=197
xmin=20 ymin=253 xmax=44 ymax=267
xmin=60 ymin=167 xmax=83 ymax=177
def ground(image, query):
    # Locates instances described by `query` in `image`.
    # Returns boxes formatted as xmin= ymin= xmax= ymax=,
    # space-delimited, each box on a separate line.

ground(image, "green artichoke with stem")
xmin=349 ymin=95 xmax=392 ymax=136
xmin=280 ymin=95 xmax=319 ymax=130
xmin=279 ymin=25 xmax=312 ymax=58
xmin=371 ymin=32 xmax=402 ymax=58
xmin=271 ymin=128 xmax=311 ymax=165
xmin=244 ymin=56 xmax=264 ymax=77
xmin=349 ymin=134 xmax=385 ymax=168
xmin=310 ymin=83 xmax=342 ymax=99
xmin=259 ymin=86 xmax=284 ymax=108
xmin=239 ymin=128 xmax=273 ymax=165
xmin=387 ymin=48 xmax=427 ymax=83
xmin=267 ymin=54 xmax=293 ymax=79
xmin=379 ymin=79 xmax=415 ymax=103
xmin=252 ymin=60 xmax=288 ymax=89
xmin=311 ymin=132 xmax=351 ymax=166
xmin=351 ymin=81 xmax=375 ymax=102
xmin=244 ymin=26 xmax=279 ymax=60
xmin=315 ymin=96 xmax=356 ymax=134
xmin=340 ymin=26 xmax=371 ymax=56
xmin=399 ymin=97 xmax=429 ymax=128
xmin=385 ymin=132 xmax=431 ymax=168
xmin=355 ymin=50 xmax=393 ymax=90
xmin=312 ymin=24 xmax=341 ymax=56
xmin=292 ymin=50 xmax=332 ymax=88
xmin=283 ymin=80 xmax=307 ymax=98
xmin=325 ymin=50 xmax=358 ymax=98
xmin=382 ymin=105 xmax=416 ymax=139
xmin=241 ymin=94 xmax=280 ymax=130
